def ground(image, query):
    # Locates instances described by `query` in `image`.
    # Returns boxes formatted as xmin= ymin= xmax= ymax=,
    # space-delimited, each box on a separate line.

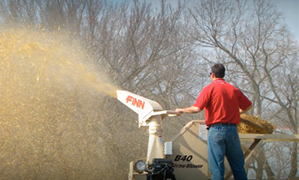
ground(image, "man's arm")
xmin=240 ymin=104 xmax=252 ymax=114
xmin=175 ymin=106 xmax=202 ymax=114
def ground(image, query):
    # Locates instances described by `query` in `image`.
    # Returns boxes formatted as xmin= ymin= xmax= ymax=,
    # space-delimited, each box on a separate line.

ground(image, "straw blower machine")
xmin=116 ymin=90 xmax=299 ymax=180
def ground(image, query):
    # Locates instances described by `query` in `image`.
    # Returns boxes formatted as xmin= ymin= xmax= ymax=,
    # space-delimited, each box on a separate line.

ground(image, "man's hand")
xmin=175 ymin=108 xmax=184 ymax=113
xmin=175 ymin=108 xmax=184 ymax=116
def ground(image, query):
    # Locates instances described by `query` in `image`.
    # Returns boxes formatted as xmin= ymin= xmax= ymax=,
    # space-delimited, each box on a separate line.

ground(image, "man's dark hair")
xmin=211 ymin=64 xmax=225 ymax=78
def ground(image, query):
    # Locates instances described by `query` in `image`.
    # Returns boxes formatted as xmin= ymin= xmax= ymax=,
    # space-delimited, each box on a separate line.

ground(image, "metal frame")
xmin=226 ymin=130 xmax=299 ymax=179
xmin=171 ymin=120 xmax=299 ymax=180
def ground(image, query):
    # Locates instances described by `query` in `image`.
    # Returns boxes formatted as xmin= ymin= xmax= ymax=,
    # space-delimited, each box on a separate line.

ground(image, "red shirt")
xmin=193 ymin=78 xmax=252 ymax=126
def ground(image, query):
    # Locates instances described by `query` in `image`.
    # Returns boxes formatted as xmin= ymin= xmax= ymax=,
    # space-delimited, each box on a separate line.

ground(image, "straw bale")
xmin=238 ymin=114 xmax=274 ymax=134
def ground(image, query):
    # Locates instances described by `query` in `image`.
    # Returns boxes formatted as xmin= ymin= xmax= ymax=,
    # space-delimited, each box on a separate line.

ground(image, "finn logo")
xmin=126 ymin=95 xmax=145 ymax=109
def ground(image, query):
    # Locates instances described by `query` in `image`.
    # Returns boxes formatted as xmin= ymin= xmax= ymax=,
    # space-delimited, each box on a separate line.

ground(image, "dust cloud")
xmin=0 ymin=26 xmax=123 ymax=179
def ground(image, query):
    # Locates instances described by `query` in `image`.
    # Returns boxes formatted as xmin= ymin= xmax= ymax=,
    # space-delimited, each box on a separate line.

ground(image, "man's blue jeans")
xmin=208 ymin=124 xmax=248 ymax=180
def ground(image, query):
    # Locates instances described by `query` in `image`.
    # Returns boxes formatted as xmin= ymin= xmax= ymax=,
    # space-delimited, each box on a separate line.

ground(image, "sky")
xmin=112 ymin=0 xmax=298 ymax=42
xmin=148 ymin=0 xmax=299 ymax=41
xmin=272 ymin=0 xmax=299 ymax=41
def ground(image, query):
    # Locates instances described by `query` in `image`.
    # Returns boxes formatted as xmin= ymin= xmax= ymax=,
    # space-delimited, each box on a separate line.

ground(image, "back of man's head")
xmin=211 ymin=64 xmax=225 ymax=78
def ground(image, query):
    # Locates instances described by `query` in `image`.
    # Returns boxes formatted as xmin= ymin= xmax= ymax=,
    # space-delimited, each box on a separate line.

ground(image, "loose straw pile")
xmin=238 ymin=114 xmax=274 ymax=134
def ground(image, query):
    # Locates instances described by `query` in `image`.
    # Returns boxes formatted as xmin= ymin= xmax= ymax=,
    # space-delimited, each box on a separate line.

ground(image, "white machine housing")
xmin=117 ymin=90 xmax=299 ymax=180
xmin=117 ymin=90 xmax=165 ymax=128
xmin=117 ymin=90 xmax=178 ymax=164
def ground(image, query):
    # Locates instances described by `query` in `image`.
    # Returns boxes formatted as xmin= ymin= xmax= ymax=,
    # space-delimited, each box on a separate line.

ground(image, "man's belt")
xmin=210 ymin=123 xmax=237 ymax=127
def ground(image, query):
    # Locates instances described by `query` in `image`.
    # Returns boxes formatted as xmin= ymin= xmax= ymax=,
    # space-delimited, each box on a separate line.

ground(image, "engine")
xmin=146 ymin=159 xmax=176 ymax=180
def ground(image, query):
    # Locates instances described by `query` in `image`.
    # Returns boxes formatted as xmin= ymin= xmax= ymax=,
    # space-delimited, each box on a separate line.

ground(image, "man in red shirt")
xmin=176 ymin=64 xmax=252 ymax=180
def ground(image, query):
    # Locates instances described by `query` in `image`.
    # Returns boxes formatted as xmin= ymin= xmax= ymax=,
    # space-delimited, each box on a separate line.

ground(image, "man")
xmin=175 ymin=64 xmax=252 ymax=180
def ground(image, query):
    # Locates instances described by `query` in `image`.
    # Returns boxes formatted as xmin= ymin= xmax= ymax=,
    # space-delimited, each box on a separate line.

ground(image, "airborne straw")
xmin=0 ymin=26 xmax=121 ymax=179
